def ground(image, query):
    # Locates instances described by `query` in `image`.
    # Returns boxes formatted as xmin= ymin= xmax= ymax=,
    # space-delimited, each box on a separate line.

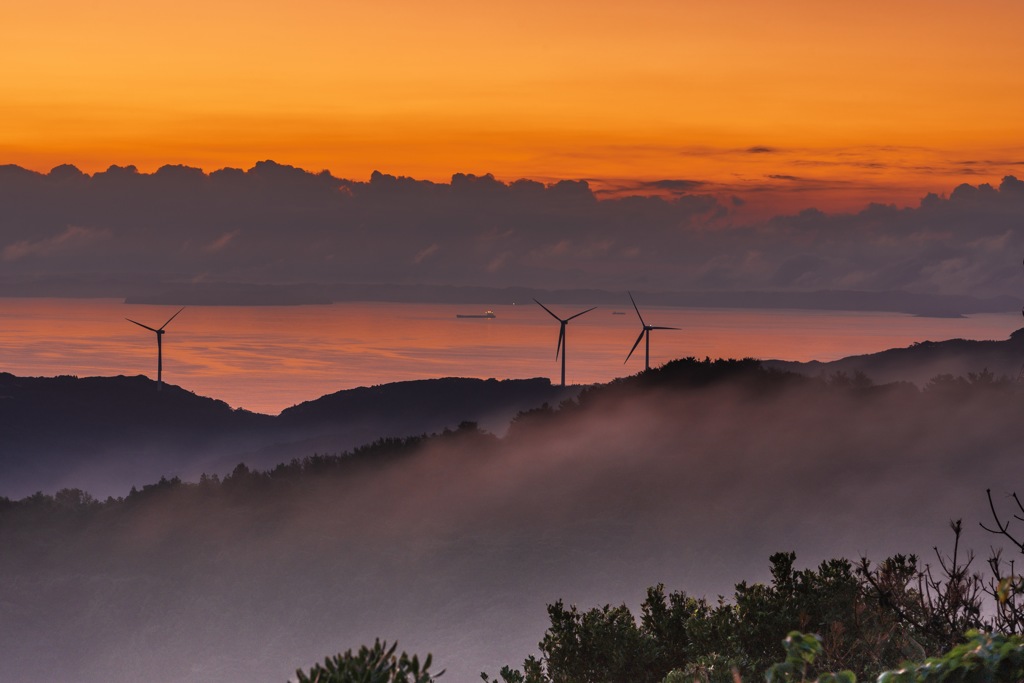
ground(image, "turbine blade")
xmin=159 ymin=307 xmax=185 ymax=331
xmin=628 ymin=292 xmax=646 ymax=327
xmin=625 ymin=330 xmax=645 ymax=363
xmin=533 ymin=298 xmax=564 ymax=322
xmin=126 ymin=318 xmax=159 ymax=333
xmin=566 ymin=306 xmax=597 ymax=322
xmin=556 ymin=325 xmax=565 ymax=360
xmin=650 ymin=326 xmax=681 ymax=330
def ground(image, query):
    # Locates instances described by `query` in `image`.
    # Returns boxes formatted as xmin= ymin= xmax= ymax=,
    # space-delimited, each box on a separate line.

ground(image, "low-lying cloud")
xmin=2 ymin=224 xmax=111 ymax=261
xmin=1 ymin=163 xmax=1024 ymax=299
xmin=2 ymin=373 xmax=1021 ymax=682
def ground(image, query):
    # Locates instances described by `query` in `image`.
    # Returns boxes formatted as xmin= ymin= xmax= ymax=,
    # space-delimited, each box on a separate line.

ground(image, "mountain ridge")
xmin=763 ymin=327 xmax=1024 ymax=386
xmin=0 ymin=373 xmax=574 ymax=499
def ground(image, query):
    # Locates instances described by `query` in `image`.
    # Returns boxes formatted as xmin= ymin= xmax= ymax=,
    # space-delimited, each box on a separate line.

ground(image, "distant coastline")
xmin=108 ymin=282 xmax=1022 ymax=317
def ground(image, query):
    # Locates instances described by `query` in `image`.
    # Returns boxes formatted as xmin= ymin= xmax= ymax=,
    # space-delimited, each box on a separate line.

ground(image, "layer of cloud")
xmin=1 ymin=162 xmax=1023 ymax=299
xmin=2 ymin=225 xmax=111 ymax=262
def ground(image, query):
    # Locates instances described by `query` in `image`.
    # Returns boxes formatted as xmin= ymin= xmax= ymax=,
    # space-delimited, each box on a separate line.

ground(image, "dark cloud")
xmin=1 ymin=163 xmax=1023 ymax=300
xmin=770 ymin=253 xmax=828 ymax=287
xmin=649 ymin=179 xmax=706 ymax=191
xmin=792 ymin=158 xmax=889 ymax=170
xmin=746 ymin=146 xmax=777 ymax=154
xmin=592 ymin=178 xmax=707 ymax=197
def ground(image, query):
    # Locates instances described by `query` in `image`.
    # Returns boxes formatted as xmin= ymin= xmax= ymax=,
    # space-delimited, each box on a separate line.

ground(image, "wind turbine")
xmin=534 ymin=299 xmax=596 ymax=387
xmin=624 ymin=292 xmax=678 ymax=371
xmin=126 ymin=307 xmax=185 ymax=391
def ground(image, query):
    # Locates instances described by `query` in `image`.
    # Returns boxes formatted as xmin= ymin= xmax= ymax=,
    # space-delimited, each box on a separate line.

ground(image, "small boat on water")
xmin=456 ymin=310 xmax=496 ymax=319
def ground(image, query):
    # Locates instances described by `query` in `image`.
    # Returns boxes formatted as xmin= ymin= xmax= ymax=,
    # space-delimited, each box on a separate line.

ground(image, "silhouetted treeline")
xmin=0 ymin=424 xmax=492 ymax=525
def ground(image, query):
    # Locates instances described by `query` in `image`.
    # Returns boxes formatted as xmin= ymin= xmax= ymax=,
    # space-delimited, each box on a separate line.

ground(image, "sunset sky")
xmin=5 ymin=0 xmax=1023 ymax=214
xmin=6 ymin=4 xmax=1024 ymax=678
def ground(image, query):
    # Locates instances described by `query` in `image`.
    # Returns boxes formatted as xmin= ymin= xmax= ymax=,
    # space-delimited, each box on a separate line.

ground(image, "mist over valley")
xmin=3 ymin=346 xmax=1023 ymax=682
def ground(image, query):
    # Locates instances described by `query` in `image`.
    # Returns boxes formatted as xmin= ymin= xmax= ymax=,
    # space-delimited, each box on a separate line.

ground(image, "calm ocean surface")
xmin=0 ymin=297 xmax=1017 ymax=414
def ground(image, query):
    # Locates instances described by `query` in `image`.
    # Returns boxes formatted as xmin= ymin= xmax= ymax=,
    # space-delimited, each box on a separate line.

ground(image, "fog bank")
xmin=1 ymin=367 xmax=1020 ymax=682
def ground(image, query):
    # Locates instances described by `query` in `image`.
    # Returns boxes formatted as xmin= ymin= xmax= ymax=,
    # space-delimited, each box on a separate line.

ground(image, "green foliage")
xmin=480 ymin=660 xmax=548 ymax=683
xmin=876 ymin=630 xmax=1024 ymax=683
xmin=764 ymin=632 xmax=854 ymax=683
xmin=765 ymin=632 xmax=826 ymax=683
xmin=295 ymin=639 xmax=442 ymax=683
xmin=765 ymin=630 xmax=1024 ymax=683
xmin=486 ymin=531 xmax=1024 ymax=683
xmin=658 ymin=653 xmax=747 ymax=683
xmin=640 ymin=584 xmax=723 ymax=666
xmin=727 ymin=553 xmax=909 ymax=678
xmin=537 ymin=599 xmax=663 ymax=683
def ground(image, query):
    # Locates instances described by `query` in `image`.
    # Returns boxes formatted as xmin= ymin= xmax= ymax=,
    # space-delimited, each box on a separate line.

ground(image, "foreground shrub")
xmin=772 ymin=629 xmax=1024 ymax=683
xmin=878 ymin=630 xmax=1024 ymax=683
xmin=295 ymin=639 xmax=442 ymax=683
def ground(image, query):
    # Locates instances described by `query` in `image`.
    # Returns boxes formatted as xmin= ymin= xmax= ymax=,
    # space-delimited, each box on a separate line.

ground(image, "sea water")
xmin=0 ymin=297 xmax=1016 ymax=414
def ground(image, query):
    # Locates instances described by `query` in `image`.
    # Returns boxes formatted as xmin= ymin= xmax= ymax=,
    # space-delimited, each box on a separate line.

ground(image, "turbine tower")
xmin=534 ymin=299 xmax=596 ymax=387
xmin=126 ymin=307 xmax=185 ymax=391
xmin=624 ymin=292 xmax=678 ymax=371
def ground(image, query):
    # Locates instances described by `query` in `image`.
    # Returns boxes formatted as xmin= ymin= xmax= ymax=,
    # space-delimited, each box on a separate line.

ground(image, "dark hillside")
xmin=0 ymin=373 xmax=269 ymax=440
xmin=764 ymin=327 xmax=1024 ymax=385
xmin=280 ymin=376 xmax=573 ymax=427
xmin=219 ymin=376 xmax=575 ymax=476
xmin=0 ymin=374 xmax=574 ymax=498
xmin=0 ymin=373 xmax=274 ymax=497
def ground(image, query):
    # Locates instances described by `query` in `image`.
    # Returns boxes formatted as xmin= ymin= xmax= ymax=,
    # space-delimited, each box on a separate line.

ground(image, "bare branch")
xmin=980 ymin=489 xmax=1024 ymax=551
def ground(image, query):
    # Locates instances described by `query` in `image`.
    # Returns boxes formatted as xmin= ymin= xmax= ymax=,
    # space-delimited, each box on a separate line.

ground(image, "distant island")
xmin=117 ymin=281 xmax=1019 ymax=317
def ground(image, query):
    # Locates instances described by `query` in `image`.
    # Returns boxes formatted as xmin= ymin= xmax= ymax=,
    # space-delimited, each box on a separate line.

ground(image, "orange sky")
xmin=4 ymin=0 xmax=1023 ymax=213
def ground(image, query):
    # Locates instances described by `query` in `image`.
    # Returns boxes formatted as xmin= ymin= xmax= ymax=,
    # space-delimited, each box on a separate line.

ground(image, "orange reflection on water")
xmin=0 ymin=298 xmax=1017 ymax=415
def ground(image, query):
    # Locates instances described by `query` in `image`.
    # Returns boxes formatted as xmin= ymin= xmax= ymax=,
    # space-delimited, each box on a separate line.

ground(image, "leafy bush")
xmin=295 ymin=639 xmax=442 ymax=683
xmin=877 ymin=630 xmax=1024 ymax=683
xmin=483 ymin=553 xmax=920 ymax=683
xmin=766 ymin=630 xmax=1024 ymax=683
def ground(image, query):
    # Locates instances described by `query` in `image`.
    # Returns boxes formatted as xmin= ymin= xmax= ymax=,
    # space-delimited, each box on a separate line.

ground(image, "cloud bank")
xmin=1 ymin=162 xmax=1023 ymax=301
